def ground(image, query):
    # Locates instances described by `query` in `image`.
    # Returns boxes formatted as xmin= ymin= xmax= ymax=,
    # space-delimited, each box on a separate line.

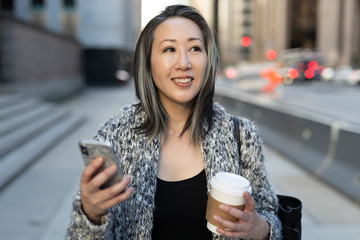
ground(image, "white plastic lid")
xmin=210 ymin=172 xmax=252 ymax=196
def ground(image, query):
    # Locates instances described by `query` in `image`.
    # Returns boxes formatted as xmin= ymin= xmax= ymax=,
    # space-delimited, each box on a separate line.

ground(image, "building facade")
xmin=251 ymin=0 xmax=360 ymax=67
xmin=0 ymin=0 xmax=83 ymax=99
xmin=0 ymin=0 xmax=141 ymax=96
xmin=192 ymin=0 xmax=360 ymax=68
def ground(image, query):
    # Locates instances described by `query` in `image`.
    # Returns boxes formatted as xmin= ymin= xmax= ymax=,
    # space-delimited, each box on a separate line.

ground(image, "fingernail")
xmin=219 ymin=204 xmax=226 ymax=210
xmin=108 ymin=165 xmax=117 ymax=173
xmin=122 ymin=175 xmax=130 ymax=182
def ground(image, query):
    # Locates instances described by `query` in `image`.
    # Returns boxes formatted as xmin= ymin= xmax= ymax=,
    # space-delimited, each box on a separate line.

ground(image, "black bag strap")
xmin=232 ymin=116 xmax=241 ymax=160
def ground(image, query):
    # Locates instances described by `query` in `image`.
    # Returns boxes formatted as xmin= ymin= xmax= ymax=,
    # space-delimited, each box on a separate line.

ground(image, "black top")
xmin=152 ymin=169 xmax=213 ymax=240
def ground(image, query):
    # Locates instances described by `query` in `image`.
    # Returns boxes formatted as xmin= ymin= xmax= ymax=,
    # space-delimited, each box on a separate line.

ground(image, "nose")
xmin=176 ymin=50 xmax=191 ymax=70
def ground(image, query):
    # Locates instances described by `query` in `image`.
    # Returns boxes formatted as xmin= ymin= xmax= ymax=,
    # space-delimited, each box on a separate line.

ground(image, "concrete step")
xmin=0 ymin=104 xmax=52 ymax=135
xmin=0 ymin=97 xmax=40 ymax=120
xmin=0 ymin=93 xmax=84 ymax=189
xmin=0 ymin=108 xmax=69 ymax=157
xmin=0 ymin=94 xmax=23 ymax=107
xmin=0 ymin=114 xmax=83 ymax=189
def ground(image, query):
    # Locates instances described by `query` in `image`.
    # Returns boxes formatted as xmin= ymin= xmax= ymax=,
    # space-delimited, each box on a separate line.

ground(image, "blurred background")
xmin=0 ymin=0 xmax=360 ymax=239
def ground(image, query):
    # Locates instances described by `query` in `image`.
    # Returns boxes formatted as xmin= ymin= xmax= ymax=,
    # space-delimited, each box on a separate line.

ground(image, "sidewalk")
xmin=0 ymin=85 xmax=137 ymax=240
xmin=265 ymin=146 xmax=360 ymax=239
xmin=0 ymin=83 xmax=359 ymax=240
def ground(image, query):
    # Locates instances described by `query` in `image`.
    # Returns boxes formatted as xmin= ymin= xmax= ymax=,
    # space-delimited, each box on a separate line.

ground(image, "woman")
xmin=67 ymin=4 xmax=281 ymax=240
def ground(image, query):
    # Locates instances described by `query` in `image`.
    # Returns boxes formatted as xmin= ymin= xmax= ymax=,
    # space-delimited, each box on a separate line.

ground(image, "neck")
xmin=168 ymin=107 xmax=191 ymax=136
xmin=161 ymin=101 xmax=192 ymax=137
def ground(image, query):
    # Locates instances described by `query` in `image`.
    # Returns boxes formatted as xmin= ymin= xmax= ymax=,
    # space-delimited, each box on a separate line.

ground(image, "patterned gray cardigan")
xmin=66 ymin=103 xmax=282 ymax=240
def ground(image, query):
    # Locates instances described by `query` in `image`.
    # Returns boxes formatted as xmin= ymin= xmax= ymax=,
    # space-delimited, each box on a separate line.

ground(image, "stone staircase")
xmin=0 ymin=93 xmax=84 ymax=189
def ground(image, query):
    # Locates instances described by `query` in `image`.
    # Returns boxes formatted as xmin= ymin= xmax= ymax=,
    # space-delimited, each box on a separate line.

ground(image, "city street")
xmin=1 ymin=1 xmax=360 ymax=239
xmin=0 ymin=81 xmax=360 ymax=240
xmin=219 ymin=62 xmax=360 ymax=127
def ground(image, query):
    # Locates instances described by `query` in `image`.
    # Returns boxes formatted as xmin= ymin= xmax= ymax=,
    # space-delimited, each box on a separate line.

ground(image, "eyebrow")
xmin=159 ymin=37 xmax=203 ymax=46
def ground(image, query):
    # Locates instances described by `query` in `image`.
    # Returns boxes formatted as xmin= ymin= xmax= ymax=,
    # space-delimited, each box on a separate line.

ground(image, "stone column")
xmin=317 ymin=0 xmax=342 ymax=67
xmin=45 ymin=0 xmax=62 ymax=33
xmin=14 ymin=0 xmax=31 ymax=21
xmin=339 ymin=0 xmax=356 ymax=66
xmin=276 ymin=0 xmax=290 ymax=51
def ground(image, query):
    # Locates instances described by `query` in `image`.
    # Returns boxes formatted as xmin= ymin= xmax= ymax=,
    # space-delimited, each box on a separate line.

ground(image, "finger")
xmin=219 ymin=204 xmax=245 ymax=220
xmin=213 ymin=213 xmax=243 ymax=232
xmin=89 ymin=164 xmax=118 ymax=189
xmin=243 ymin=191 xmax=256 ymax=213
xmin=103 ymin=187 xmax=134 ymax=210
xmin=105 ymin=175 xmax=132 ymax=199
xmin=80 ymin=157 xmax=104 ymax=184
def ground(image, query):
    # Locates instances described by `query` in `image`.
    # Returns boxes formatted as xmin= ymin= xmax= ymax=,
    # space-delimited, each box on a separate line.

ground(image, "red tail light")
xmin=304 ymin=69 xmax=315 ymax=79
xmin=288 ymin=68 xmax=299 ymax=79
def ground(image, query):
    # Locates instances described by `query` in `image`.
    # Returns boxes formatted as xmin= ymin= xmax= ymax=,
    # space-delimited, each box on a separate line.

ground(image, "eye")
xmin=163 ymin=47 xmax=175 ymax=53
xmin=190 ymin=46 xmax=202 ymax=52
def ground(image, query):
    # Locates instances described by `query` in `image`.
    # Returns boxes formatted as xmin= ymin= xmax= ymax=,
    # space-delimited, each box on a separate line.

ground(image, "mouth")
xmin=172 ymin=77 xmax=193 ymax=84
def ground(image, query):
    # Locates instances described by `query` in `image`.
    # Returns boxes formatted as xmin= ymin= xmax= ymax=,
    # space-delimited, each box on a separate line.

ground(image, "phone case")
xmin=79 ymin=140 xmax=123 ymax=189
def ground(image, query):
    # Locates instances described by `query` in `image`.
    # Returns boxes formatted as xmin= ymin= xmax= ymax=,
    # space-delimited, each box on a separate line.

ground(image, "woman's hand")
xmin=80 ymin=157 xmax=133 ymax=224
xmin=213 ymin=191 xmax=270 ymax=240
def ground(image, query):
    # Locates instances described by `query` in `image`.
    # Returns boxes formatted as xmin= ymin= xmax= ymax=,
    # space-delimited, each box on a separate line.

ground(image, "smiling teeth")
xmin=173 ymin=78 xmax=192 ymax=83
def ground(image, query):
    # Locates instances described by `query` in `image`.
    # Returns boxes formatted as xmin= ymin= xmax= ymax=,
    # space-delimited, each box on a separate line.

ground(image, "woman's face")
xmin=150 ymin=17 xmax=207 ymax=110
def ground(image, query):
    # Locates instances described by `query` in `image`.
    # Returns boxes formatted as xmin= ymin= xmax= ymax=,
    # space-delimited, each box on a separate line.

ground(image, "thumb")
xmin=244 ymin=191 xmax=256 ymax=213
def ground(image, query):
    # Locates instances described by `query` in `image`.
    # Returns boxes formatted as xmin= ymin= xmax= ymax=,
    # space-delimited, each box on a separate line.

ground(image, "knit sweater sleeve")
xmin=66 ymin=116 xmax=122 ymax=240
xmin=238 ymin=118 xmax=282 ymax=240
xmin=66 ymin=191 xmax=111 ymax=240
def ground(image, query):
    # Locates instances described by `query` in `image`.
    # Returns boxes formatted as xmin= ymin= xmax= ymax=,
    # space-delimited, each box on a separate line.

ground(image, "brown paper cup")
xmin=205 ymin=172 xmax=251 ymax=234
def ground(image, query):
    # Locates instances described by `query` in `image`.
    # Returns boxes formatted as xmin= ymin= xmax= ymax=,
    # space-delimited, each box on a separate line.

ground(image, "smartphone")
xmin=79 ymin=139 xmax=123 ymax=189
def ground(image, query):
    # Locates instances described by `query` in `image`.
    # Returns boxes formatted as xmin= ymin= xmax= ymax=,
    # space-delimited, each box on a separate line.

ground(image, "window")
xmin=64 ymin=0 xmax=75 ymax=9
xmin=32 ymin=0 xmax=44 ymax=9
xmin=1 ymin=0 xmax=13 ymax=11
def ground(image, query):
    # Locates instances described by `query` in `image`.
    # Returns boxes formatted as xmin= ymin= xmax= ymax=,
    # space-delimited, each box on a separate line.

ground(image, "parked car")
xmin=322 ymin=66 xmax=360 ymax=85
xmin=278 ymin=48 xmax=324 ymax=84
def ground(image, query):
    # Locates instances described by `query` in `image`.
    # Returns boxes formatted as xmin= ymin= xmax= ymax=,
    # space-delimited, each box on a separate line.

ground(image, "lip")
xmin=171 ymin=75 xmax=194 ymax=87
xmin=171 ymin=75 xmax=193 ymax=80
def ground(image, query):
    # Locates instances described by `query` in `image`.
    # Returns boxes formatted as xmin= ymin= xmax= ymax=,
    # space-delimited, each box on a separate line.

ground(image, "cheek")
xmin=151 ymin=59 xmax=161 ymax=81
xmin=198 ymin=58 xmax=208 ymax=79
xmin=151 ymin=56 xmax=173 ymax=79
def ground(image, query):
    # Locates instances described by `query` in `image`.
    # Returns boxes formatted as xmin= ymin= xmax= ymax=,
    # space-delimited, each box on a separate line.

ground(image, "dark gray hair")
xmin=133 ymin=4 xmax=219 ymax=144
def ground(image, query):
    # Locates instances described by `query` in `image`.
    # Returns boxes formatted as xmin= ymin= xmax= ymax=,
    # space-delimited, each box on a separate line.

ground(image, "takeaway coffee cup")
xmin=205 ymin=172 xmax=252 ymax=234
